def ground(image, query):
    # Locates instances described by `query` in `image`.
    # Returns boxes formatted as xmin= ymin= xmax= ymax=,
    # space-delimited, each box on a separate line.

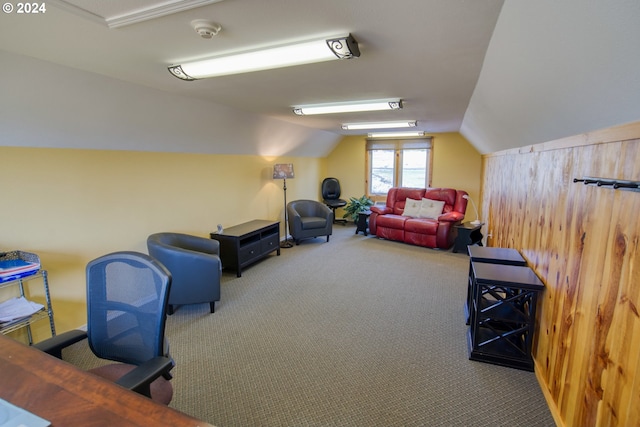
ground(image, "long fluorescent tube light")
xmin=293 ymin=99 xmax=402 ymax=116
xmin=342 ymin=121 xmax=417 ymax=130
xmin=169 ymin=34 xmax=360 ymax=80
xmin=368 ymin=131 xmax=426 ymax=138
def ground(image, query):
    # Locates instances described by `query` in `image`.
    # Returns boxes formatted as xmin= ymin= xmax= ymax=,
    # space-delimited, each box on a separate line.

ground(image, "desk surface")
xmin=0 ymin=335 xmax=214 ymax=427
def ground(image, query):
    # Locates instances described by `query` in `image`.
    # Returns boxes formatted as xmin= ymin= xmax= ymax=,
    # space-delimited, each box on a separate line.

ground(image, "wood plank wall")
xmin=481 ymin=122 xmax=640 ymax=427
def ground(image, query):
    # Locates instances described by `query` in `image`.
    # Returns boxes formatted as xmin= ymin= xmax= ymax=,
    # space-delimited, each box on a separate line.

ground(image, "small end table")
xmin=467 ymin=262 xmax=544 ymax=371
xmin=355 ymin=210 xmax=372 ymax=235
xmin=465 ymin=246 xmax=527 ymax=324
xmin=453 ymin=222 xmax=484 ymax=253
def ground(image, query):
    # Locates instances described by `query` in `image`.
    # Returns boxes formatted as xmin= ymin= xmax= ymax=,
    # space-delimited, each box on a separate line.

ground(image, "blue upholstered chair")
xmin=147 ymin=232 xmax=221 ymax=314
xmin=287 ymin=200 xmax=333 ymax=245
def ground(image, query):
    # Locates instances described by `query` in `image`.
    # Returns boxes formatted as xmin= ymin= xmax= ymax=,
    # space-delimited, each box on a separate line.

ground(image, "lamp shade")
xmin=273 ymin=164 xmax=294 ymax=179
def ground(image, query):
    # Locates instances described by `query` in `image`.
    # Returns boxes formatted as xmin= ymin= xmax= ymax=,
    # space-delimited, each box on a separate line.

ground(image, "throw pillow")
xmin=402 ymin=198 xmax=422 ymax=217
xmin=418 ymin=198 xmax=445 ymax=219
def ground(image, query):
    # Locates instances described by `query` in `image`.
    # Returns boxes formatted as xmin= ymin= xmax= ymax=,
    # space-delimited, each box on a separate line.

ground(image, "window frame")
xmin=365 ymin=137 xmax=433 ymax=202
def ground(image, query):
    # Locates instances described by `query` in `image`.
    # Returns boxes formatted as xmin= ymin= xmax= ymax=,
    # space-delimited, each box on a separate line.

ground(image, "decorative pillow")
xmin=402 ymin=198 xmax=422 ymax=217
xmin=418 ymin=198 xmax=445 ymax=219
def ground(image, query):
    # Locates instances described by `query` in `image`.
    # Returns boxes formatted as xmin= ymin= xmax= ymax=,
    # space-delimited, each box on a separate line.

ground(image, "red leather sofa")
xmin=369 ymin=187 xmax=468 ymax=249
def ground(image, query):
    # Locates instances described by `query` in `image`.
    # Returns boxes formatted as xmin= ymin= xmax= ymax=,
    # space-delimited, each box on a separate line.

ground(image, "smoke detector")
xmin=191 ymin=19 xmax=222 ymax=39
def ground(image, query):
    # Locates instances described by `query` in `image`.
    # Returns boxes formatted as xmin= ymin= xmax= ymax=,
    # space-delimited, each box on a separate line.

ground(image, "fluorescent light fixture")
xmin=169 ymin=34 xmax=360 ymax=80
xmin=368 ymin=131 xmax=426 ymax=138
xmin=293 ymin=99 xmax=402 ymax=116
xmin=342 ymin=121 xmax=417 ymax=130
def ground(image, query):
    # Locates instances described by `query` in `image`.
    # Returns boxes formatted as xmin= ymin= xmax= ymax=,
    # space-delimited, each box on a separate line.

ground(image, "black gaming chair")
xmin=34 ymin=251 xmax=175 ymax=404
xmin=321 ymin=177 xmax=347 ymax=224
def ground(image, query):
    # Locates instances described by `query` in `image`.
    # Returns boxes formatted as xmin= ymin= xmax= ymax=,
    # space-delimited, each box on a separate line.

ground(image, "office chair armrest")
xmin=116 ymin=356 xmax=174 ymax=397
xmin=32 ymin=329 xmax=88 ymax=359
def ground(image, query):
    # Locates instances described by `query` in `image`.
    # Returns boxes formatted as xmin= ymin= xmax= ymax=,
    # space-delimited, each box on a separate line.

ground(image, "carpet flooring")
xmin=65 ymin=224 xmax=555 ymax=427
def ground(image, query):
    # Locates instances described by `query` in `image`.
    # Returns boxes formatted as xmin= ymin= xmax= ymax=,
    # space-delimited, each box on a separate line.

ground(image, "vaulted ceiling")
xmin=1 ymin=0 xmax=639 ymax=156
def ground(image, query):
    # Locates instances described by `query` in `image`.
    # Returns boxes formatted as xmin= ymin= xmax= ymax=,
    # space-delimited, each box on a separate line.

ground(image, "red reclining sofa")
xmin=369 ymin=187 xmax=468 ymax=249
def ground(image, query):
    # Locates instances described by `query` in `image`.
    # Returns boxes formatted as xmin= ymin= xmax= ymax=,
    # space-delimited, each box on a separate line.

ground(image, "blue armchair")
xmin=287 ymin=200 xmax=333 ymax=245
xmin=147 ymin=232 xmax=221 ymax=314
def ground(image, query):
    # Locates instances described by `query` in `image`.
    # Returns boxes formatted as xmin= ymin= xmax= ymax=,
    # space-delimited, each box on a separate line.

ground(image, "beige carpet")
xmin=65 ymin=224 xmax=555 ymax=427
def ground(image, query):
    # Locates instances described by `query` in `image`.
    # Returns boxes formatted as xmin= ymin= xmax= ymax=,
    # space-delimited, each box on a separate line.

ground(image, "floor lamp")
xmin=273 ymin=163 xmax=295 ymax=248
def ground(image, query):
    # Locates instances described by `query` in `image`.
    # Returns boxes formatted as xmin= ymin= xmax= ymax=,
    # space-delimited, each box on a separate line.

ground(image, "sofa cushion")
xmin=402 ymin=198 xmax=422 ymax=217
xmin=388 ymin=188 xmax=426 ymax=215
xmin=418 ymin=198 xmax=445 ymax=219
xmin=424 ymin=188 xmax=457 ymax=213
xmin=376 ymin=214 xmax=408 ymax=230
xmin=405 ymin=218 xmax=439 ymax=234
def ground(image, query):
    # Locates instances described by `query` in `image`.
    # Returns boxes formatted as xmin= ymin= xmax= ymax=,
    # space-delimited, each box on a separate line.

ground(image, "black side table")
xmin=355 ymin=210 xmax=372 ymax=235
xmin=467 ymin=262 xmax=544 ymax=371
xmin=465 ymin=246 xmax=527 ymax=324
xmin=453 ymin=222 xmax=483 ymax=253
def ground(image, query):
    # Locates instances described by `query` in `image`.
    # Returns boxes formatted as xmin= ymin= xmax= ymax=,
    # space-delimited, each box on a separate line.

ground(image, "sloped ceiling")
xmin=462 ymin=0 xmax=640 ymax=153
xmin=0 ymin=0 xmax=639 ymax=156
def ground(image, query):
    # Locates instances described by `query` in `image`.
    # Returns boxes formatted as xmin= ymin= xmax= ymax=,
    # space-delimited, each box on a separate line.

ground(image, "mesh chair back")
xmin=86 ymin=252 xmax=171 ymax=366
xmin=322 ymin=178 xmax=342 ymax=200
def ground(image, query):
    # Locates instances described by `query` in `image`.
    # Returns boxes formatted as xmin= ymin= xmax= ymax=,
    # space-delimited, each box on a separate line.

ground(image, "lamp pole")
xmin=281 ymin=176 xmax=293 ymax=248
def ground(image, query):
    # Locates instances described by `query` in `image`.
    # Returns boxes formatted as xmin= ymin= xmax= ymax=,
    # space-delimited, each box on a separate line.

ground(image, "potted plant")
xmin=342 ymin=195 xmax=374 ymax=222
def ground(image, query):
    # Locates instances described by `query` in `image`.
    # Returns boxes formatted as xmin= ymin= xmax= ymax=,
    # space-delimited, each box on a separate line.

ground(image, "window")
xmin=366 ymin=138 xmax=432 ymax=197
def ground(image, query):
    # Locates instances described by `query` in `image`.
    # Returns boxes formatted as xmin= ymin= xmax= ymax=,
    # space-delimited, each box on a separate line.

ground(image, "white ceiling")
xmin=2 ymin=0 xmax=639 ymax=156
xmin=0 ymin=0 xmax=504 ymax=137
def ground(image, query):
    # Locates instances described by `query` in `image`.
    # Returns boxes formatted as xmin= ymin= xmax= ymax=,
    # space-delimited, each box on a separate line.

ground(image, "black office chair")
xmin=321 ymin=177 xmax=347 ymax=224
xmin=34 ymin=251 xmax=175 ymax=405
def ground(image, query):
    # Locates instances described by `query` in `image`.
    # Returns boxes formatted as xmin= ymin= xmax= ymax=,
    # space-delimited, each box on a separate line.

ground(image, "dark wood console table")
xmin=210 ymin=220 xmax=280 ymax=277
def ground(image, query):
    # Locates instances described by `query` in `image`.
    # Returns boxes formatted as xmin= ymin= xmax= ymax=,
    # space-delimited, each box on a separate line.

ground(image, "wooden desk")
xmin=0 ymin=335 xmax=214 ymax=427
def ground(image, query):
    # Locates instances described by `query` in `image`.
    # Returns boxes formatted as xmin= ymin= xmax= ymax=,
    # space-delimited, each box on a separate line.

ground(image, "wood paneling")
xmin=481 ymin=122 xmax=640 ymax=427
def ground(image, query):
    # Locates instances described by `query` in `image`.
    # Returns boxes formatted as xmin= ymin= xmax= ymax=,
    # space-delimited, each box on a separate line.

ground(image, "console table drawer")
xmin=239 ymin=241 xmax=261 ymax=263
xmin=261 ymin=234 xmax=279 ymax=253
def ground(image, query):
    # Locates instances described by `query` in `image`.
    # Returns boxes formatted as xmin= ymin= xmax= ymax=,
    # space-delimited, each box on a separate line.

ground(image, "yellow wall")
xmin=325 ymin=135 xmax=368 ymax=203
xmin=325 ymin=133 xmax=482 ymax=218
xmin=0 ymin=147 xmax=324 ymax=339
xmin=1 ymin=133 xmax=479 ymax=341
xmin=431 ymin=132 xmax=482 ymax=205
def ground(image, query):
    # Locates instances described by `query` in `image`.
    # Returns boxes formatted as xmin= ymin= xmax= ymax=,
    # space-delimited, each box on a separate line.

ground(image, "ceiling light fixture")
xmin=169 ymin=33 xmax=360 ymax=81
xmin=342 ymin=120 xmax=417 ymax=130
xmin=368 ymin=131 xmax=426 ymax=138
xmin=293 ymin=99 xmax=402 ymax=116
